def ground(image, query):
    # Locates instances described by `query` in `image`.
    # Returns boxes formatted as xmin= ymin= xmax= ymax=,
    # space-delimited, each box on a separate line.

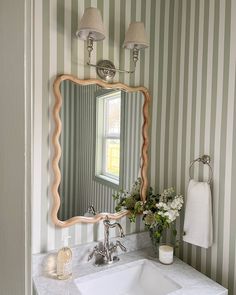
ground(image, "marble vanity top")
xmin=33 ymin=246 xmax=227 ymax=295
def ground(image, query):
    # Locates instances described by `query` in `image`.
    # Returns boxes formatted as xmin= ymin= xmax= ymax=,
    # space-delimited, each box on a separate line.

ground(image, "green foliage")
xmin=112 ymin=178 xmax=145 ymax=221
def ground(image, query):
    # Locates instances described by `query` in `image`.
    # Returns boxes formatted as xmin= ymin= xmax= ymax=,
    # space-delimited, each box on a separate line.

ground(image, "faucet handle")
xmin=116 ymin=240 xmax=127 ymax=252
xmin=88 ymin=245 xmax=98 ymax=261
xmin=120 ymin=231 xmax=125 ymax=238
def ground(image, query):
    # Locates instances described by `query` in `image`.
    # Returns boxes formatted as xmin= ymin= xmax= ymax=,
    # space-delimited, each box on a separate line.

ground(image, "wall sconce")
xmin=76 ymin=7 xmax=149 ymax=81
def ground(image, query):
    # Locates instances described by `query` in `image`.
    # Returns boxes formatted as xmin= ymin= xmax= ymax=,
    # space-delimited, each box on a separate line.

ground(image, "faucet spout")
xmin=115 ymin=222 xmax=125 ymax=238
xmin=103 ymin=219 xmax=125 ymax=238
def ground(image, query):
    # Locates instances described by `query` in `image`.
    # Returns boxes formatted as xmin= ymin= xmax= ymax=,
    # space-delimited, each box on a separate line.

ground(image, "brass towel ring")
xmin=189 ymin=155 xmax=213 ymax=184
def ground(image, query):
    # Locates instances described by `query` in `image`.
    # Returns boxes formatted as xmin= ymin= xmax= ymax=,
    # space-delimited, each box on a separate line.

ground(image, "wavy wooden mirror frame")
xmin=51 ymin=74 xmax=151 ymax=227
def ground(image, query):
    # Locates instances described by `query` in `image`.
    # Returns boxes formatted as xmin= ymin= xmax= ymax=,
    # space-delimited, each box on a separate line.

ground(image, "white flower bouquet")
xmin=113 ymin=180 xmax=184 ymax=248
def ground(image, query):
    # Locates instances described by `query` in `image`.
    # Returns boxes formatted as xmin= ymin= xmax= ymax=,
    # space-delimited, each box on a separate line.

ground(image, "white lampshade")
xmin=123 ymin=22 xmax=149 ymax=49
xmin=76 ymin=7 xmax=106 ymax=41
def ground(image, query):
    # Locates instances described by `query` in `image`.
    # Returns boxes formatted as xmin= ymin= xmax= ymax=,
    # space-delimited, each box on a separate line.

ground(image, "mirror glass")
xmin=58 ymin=80 xmax=144 ymax=220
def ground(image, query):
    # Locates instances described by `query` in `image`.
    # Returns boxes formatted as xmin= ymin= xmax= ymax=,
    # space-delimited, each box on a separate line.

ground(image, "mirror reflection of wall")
xmin=58 ymin=80 xmax=144 ymax=220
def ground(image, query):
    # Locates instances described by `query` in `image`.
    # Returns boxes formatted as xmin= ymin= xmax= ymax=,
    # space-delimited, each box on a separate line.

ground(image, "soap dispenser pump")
xmin=56 ymin=236 xmax=72 ymax=280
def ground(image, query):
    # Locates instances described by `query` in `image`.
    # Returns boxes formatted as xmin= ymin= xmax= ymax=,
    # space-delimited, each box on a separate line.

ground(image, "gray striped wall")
xmin=32 ymin=0 xmax=236 ymax=293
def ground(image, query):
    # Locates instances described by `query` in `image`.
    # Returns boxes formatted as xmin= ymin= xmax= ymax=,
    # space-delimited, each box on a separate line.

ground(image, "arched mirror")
xmin=51 ymin=75 xmax=150 ymax=227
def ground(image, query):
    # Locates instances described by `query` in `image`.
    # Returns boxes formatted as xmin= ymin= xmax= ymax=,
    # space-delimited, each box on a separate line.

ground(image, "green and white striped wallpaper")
xmin=32 ymin=0 xmax=236 ymax=293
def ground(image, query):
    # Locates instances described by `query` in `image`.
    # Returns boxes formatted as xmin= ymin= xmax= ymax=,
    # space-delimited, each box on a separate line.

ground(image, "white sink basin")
xmin=74 ymin=259 xmax=181 ymax=295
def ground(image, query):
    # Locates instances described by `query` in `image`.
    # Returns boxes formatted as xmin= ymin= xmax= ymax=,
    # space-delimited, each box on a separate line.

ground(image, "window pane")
xmin=105 ymin=139 xmax=120 ymax=178
xmin=106 ymin=97 xmax=120 ymax=135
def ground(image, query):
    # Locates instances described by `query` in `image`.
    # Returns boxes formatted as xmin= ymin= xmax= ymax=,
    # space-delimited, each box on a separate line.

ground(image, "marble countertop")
xmin=33 ymin=247 xmax=227 ymax=295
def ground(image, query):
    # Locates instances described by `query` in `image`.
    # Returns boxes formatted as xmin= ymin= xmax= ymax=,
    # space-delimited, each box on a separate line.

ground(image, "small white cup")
xmin=159 ymin=245 xmax=174 ymax=264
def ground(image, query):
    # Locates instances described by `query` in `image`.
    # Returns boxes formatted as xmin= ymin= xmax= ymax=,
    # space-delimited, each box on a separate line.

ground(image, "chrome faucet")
xmin=88 ymin=217 xmax=127 ymax=265
xmin=87 ymin=205 xmax=96 ymax=215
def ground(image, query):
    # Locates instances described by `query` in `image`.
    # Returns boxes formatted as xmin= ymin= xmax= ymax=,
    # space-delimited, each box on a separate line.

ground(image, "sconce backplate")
xmin=96 ymin=60 xmax=116 ymax=82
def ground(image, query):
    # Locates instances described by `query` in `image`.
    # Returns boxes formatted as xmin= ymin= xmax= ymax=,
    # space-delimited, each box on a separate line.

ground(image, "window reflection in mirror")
xmin=95 ymin=90 xmax=123 ymax=186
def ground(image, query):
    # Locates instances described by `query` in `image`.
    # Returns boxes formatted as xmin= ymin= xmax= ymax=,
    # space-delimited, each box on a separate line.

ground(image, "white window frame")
xmin=95 ymin=90 xmax=124 ymax=187
xmin=102 ymin=96 xmax=120 ymax=181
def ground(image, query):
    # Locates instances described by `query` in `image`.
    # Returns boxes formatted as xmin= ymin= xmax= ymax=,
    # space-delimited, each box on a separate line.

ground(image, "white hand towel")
xmin=183 ymin=179 xmax=213 ymax=248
